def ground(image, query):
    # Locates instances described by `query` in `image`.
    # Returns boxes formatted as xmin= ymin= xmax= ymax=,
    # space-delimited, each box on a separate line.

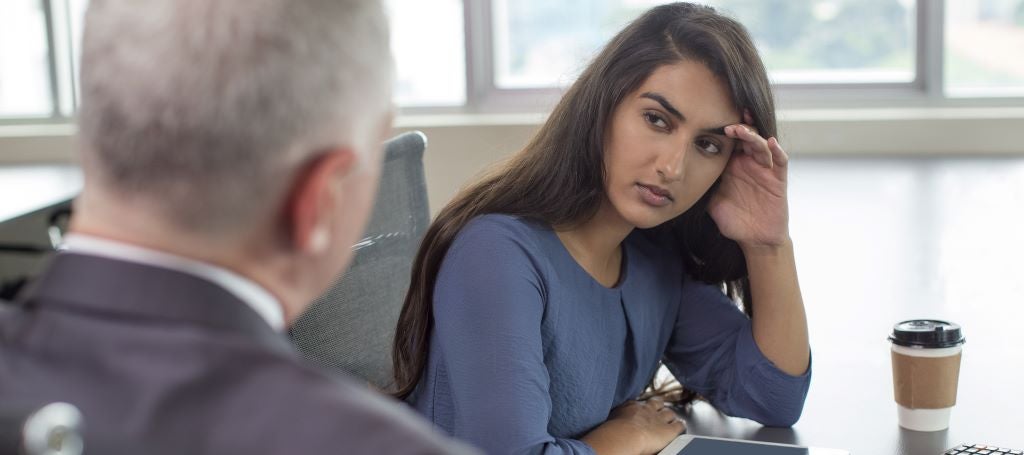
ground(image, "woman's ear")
xmin=284 ymin=148 xmax=358 ymax=255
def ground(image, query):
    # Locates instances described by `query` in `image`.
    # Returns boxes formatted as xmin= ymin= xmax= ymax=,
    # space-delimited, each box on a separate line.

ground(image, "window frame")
xmin=4 ymin=0 xmax=1024 ymax=123
xmin=0 ymin=0 xmax=77 ymax=125
xmin=465 ymin=0 xmax=1024 ymax=112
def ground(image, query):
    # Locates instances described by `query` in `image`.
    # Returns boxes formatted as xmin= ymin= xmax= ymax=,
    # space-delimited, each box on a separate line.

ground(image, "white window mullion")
xmin=49 ymin=0 xmax=75 ymax=118
xmin=39 ymin=0 xmax=63 ymax=119
xmin=920 ymin=0 xmax=945 ymax=100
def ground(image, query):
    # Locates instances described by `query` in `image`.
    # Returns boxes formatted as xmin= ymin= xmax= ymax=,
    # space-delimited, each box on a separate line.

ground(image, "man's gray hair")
xmin=78 ymin=0 xmax=392 ymax=234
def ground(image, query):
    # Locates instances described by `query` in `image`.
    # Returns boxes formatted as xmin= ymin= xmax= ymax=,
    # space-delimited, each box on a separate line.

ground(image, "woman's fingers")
xmin=727 ymin=114 xmax=790 ymax=170
xmin=607 ymin=400 xmax=686 ymax=452
xmin=727 ymin=124 xmax=773 ymax=169
xmin=663 ymin=415 xmax=686 ymax=437
xmin=657 ymin=406 xmax=679 ymax=423
xmin=672 ymin=417 xmax=686 ymax=433
xmin=644 ymin=397 xmax=665 ymax=410
xmin=768 ymin=137 xmax=789 ymax=167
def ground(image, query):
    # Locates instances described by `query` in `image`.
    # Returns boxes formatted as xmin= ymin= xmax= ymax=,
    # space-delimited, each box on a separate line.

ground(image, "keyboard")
xmin=946 ymin=444 xmax=1023 ymax=454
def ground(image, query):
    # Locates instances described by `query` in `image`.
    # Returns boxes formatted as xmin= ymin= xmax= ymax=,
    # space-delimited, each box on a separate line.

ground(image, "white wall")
xmin=395 ymin=108 xmax=1024 ymax=213
xmin=2 ymin=107 xmax=1024 ymax=215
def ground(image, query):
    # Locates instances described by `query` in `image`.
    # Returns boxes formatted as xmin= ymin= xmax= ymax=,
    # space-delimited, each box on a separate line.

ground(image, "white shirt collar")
xmin=60 ymin=234 xmax=286 ymax=332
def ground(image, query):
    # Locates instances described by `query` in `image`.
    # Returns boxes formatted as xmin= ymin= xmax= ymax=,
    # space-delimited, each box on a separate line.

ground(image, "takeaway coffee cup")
xmin=888 ymin=320 xmax=966 ymax=431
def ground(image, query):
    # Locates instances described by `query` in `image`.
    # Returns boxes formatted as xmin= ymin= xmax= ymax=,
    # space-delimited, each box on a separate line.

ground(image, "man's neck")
xmin=62 ymin=232 xmax=288 ymax=331
xmin=69 ymin=203 xmax=301 ymax=325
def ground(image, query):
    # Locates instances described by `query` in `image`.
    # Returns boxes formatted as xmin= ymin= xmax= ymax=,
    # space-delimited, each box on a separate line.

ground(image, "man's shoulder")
xmin=223 ymin=355 xmax=476 ymax=454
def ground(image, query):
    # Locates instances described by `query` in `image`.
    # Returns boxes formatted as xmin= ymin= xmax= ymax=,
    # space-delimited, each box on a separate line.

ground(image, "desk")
xmin=0 ymin=165 xmax=81 ymax=224
xmin=675 ymin=157 xmax=1024 ymax=455
xmin=680 ymin=335 xmax=1024 ymax=455
xmin=679 ymin=334 xmax=1024 ymax=455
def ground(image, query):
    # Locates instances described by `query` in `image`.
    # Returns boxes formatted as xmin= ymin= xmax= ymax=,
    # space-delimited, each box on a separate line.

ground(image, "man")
xmin=0 ymin=1 xmax=474 ymax=453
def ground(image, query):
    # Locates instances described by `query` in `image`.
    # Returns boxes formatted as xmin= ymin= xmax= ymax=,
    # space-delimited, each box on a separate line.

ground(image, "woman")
xmin=393 ymin=3 xmax=811 ymax=454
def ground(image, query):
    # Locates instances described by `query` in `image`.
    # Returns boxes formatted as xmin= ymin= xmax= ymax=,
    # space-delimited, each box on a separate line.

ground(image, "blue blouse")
xmin=410 ymin=214 xmax=811 ymax=454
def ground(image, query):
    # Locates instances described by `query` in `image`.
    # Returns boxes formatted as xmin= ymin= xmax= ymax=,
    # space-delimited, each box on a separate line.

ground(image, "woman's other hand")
xmin=582 ymin=398 xmax=685 ymax=455
xmin=708 ymin=110 xmax=791 ymax=250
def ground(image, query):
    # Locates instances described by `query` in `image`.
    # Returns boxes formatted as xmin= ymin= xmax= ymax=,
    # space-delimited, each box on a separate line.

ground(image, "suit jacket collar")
xmin=17 ymin=252 xmax=294 ymax=355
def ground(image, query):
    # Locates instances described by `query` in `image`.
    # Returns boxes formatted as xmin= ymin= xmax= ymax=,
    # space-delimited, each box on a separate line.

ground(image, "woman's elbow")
xmin=757 ymin=406 xmax=804 ymax=428
xmin=725 ymin=385 xmax=808 ymax=427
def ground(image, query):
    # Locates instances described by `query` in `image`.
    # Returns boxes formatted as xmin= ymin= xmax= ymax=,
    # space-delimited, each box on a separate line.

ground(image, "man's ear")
xmin=285 ymin=148 xmax=358 ymax=255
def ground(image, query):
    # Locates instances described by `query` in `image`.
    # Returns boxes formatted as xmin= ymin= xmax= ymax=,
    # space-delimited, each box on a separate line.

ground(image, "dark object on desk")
xmin=0 ymin=402 xmax=84 ymax=455
xmin=0 ymin=207 xmax=71 ymax=302
xmin=0 ymin=245 xmax=50 ymax=255
xmin=289 ymin=131 xmax=431 ymax=389
xmin=658 ymin=435 xmax=848 ymax=455
xmin=0 ymin=278 xmax=29 ymax=302
xmin=0 ymin=206 xmax=72 ymax=255
xmin=945 ymin=443 xmax=1023 ymax=454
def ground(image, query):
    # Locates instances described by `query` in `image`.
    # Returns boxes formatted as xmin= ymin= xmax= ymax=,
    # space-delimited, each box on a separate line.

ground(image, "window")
xmin=0 ymin=0 xmax=468 ymax=119
xmin=492 ymin=0 xmax=917 ymax=89
xmin=386 ymin=0 xmax=467 ymax=107
xmin=1 ymin=0 xmax=1023 ymax=123
xmin=0 ymin=0 xmax=52 ymax=118
xmin=945 ymin=0 xmax=1024 ymax=97
xmin=713 ymin=0 xmax=916 ymax=85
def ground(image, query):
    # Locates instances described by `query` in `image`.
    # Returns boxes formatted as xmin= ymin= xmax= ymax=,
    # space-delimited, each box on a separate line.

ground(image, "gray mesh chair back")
xmin=288 ymin=131 xmax=430 ymax=389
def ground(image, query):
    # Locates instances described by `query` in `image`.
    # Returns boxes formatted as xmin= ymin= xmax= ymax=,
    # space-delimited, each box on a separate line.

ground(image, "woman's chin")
xmin=622 ymin=211 xmax=674 ymax=230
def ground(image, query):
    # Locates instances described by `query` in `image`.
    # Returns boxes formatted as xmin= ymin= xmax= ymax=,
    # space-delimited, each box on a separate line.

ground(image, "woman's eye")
xmin=696 ymin=138 xmax=721 ymax=155
xmin=643 ymin=112 xmax=668 ymax=129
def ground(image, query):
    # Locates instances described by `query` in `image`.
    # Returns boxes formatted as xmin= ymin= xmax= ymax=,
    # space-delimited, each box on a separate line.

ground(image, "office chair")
xmin=288 ymin=131 xmax=431 ymax=390
xmin=0 ymin=206 xmax=71 ymax=302
xmin=0 ymin=206 xmax=71 ymax=254
xmin=0 ymin=402 xmax=84 ymax=455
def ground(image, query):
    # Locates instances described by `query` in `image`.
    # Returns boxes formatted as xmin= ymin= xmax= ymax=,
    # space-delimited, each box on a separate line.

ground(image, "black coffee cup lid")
xmin=889 ymin=319 xmax=965 ymax=348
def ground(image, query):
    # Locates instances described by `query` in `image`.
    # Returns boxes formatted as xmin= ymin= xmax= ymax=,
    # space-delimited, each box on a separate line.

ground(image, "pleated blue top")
xmin=409 ymin=214 xmax=811 ymax=454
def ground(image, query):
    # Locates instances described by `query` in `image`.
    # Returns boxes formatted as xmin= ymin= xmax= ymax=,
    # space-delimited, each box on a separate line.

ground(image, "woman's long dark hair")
xmin=392 ymin=3 xmax=776 ymax=404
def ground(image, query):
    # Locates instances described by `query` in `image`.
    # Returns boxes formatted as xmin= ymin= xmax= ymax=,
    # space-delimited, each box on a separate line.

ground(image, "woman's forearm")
xmin=741 ymin=238 xmax=810 ymax=376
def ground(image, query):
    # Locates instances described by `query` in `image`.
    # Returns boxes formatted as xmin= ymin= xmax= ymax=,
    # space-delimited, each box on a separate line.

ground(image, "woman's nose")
xmin=656 ymin=143 xmax=688 ymax=183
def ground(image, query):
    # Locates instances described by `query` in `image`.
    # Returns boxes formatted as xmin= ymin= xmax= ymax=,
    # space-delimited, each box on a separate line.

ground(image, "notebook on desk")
xmin=659 ymin=435 xmax=849 ymax=455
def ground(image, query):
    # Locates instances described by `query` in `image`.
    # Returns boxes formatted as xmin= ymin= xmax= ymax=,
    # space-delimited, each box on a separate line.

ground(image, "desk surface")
xmin=0 ymin=165 xmax=81 ymax=224
xmin=680 ymin=334 xmax=1023 ymax=455
xmin=676 ymin=157 xmax=1024 ymax=455
xmin=814 ymin=336 xmax=1023 ymax=455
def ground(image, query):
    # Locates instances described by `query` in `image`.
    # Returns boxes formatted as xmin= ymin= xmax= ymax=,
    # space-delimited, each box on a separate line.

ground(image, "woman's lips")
xmin=636 ymin=183 xmax=672 ymax=207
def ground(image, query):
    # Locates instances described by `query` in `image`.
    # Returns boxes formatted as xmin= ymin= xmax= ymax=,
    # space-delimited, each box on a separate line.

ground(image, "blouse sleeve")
xmin=662 ymin=277 xmax=811 ymax=427
xmin=430 ymin=218 xmax=595 ymax=454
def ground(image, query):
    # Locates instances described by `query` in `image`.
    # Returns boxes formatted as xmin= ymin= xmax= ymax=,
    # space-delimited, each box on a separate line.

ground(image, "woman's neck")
xmin=555 ymin=201 xmax=634 ymax=287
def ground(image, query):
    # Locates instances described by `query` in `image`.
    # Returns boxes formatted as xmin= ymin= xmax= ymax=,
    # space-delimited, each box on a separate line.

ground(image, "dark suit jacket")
xmin=0 ymin=253 xmax=474 ymax=455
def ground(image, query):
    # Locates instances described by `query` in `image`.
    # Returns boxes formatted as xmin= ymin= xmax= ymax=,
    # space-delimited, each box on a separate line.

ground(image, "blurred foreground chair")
xmin=288 ymin=131 xmax=430 ymax=390
xmin=0 ymin=402 xmax=83 ymax=455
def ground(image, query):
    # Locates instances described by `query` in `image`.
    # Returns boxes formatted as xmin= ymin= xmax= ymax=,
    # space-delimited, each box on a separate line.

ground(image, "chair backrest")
xmin=288 ymin=131 xmax=430 ymax=390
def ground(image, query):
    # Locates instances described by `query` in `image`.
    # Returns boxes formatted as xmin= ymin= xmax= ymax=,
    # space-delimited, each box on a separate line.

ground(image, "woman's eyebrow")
xmin=702 ymin=125 xmax=738 ymax=148
xmin=639 ymin=92 xmax=737 ymax=136
xmin=703 ymin=126 xmax=729 ymax=136
xmin=639 ymin=92 xmax=684 ymax=121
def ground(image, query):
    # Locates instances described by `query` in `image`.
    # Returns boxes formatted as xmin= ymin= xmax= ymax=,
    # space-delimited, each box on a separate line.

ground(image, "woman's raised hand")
xmin=708 ymin=110 xmax=791 ymax=249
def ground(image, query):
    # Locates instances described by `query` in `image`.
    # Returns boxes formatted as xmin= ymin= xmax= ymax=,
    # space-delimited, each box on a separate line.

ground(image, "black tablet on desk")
xmin=659 ymin=435 xmax=849 ymax=455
